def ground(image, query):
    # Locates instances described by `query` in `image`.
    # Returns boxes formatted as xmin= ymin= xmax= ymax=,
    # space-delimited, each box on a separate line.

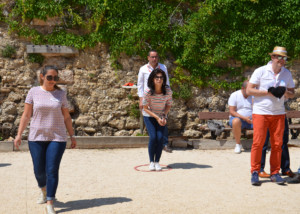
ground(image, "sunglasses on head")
xmin=46 ymin=75 xmax=59 ymax=81
xmin=274 ymin=55 xmax=287 ymax=61
xmin=155 ymin=75 xmax=163 ymax=80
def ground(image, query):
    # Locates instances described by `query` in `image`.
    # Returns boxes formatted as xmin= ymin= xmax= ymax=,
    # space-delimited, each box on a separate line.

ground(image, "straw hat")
xmin=269 ymin=46 xmax=289 ymax=57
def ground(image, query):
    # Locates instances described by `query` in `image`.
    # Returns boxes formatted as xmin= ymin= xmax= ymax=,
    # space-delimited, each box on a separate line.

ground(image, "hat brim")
xmin=269 ymin=52 xmax=289 ymax=58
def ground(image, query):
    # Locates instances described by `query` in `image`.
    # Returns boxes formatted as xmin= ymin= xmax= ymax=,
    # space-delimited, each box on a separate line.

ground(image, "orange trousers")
xmin=251 ymin=114 xmax=285 ymax=175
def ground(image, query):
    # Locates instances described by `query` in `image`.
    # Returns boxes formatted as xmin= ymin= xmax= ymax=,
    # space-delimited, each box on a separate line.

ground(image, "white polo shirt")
xmin=249 ymin=61 xmax=294 ymax=115
xmin=228 ymin=90 xmax=253 ymax=118
xmin=137 ymin=63 xmax=170 ymax=97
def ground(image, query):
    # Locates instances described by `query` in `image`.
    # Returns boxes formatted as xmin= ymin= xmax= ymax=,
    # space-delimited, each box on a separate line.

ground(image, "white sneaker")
xmin=155 ymin=162 xmax=162 ymax=171
xmin=234 ymin=144 xmax=242 ymax=154
xmin=149 ymin=162 xmax=155 ymax=171
xmin=36 ymin=188 xmax=46 ymax=204
xmin=46 ymin=204 xmax=56 ymax=214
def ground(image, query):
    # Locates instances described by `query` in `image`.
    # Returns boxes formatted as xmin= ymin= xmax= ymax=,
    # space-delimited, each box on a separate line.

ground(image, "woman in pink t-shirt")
xmin=143 ymin=68 xmax=172 ymax=171
xmin=14 ymin=65 xmax=76 ymax=214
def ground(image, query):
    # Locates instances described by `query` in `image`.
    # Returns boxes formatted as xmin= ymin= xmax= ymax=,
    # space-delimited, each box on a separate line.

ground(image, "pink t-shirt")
xmin=25 ymin=86 xmax=69 ymax=142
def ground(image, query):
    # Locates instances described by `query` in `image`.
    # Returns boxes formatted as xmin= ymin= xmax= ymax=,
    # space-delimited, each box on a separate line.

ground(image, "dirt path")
xmin=1 ymin=148 xmax=300 ymax=214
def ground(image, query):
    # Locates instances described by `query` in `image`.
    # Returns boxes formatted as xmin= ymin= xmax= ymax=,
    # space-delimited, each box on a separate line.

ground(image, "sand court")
xmin=1 ymin=147 xmax=300 ymax=214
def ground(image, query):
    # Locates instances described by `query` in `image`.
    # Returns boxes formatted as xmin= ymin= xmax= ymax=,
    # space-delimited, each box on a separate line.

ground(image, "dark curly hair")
xmin=147 ymin=68 xmax=167 ymax=95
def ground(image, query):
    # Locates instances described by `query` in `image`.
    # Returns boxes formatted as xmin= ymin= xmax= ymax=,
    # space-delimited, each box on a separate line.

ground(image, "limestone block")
xmin=59 ymin=69 xmax=74 ymax=84
xmin=208 ymin=96 xmax=226 ymax=111
xmin=106 ymin=88 xmax=127 ymax=99
xmin=88 ymin=118 xmax=98 ymax=128
xmin=114 ymin=130 xmax=131 ymax=136
xmin=0 ymin=115 xmax=15 ymax=123
xmin=183 ymin=129 xmax=202 ymax=138
xmin=112 ymin=111 xmax=128 ymax=117
xmin=203 ymin=132 xmax=212 ymax=139
xmin=84 ymin=127 xmax=96 ymax=133
xmin=187 ymin=112 xmax=197 ymax=120
xmin=186 ymin=96 xmax=207 ymax=109
xmin=2 ymin=74 xmax=16 ymax=83
xmin=13 ymin=59 xmax=25 ymax=67
xmin=1 ymin=122 xmax=12 ymax=130
xmin=290 ymin=102 xmax=298 ymax=111
xmin=7 ymin=92 xmax=23 ymax=102
xmin=101 ymin=127 xmax=114 ymax=135
xmin=14 ymin=117 xmax=20 ymax=126
xmin=125 ymin=117 xmax=139 ymax=129
xmin=77 ymin=102 xmax=90 ymax=113
xmin=0 ymin=87 xmax=12 ymax=93
xmin=0 ymin=59 xmax=5 ymax=68
xmin=98 ymin=114 xmax=114 ymax=126
xmin=167 ymin=116 xmax=183 ymax=130
xmin=185 ymin=122 xmax=199 ymax=130
xmin=2 ymin=102 xmax=17 ymax=115
xmin=117 ymin=53 xmax=134 ymax=70
xmin=131 ymin=129 xmax=144 ymax=136
xmin=73 ymin=53 xmax=100 ymax=69
xmin=295 ymin=88 xmax=300 ymax=98
xmin=43 ymin=57 xmax=74 ymax=69
xmin=75 ymin=115 xmax=95 ymax=126
xmin=108 ymin=119 xmax=125 ymax=130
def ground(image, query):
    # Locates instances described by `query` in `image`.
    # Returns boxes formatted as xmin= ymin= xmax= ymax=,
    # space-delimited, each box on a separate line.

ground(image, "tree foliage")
xmin=5 ymin=0 xmax=300 ymax=93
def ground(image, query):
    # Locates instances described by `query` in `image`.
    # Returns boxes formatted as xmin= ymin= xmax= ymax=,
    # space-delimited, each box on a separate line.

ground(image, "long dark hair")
xmin=147 ymin=68 xmax=167 ymax=95
xmin=39 ymin=65 xmax=60 ymax=90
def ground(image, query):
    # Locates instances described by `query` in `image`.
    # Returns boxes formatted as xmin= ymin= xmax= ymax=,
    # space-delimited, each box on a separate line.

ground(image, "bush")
xmin=1 ymin=45 xmax=16 ymax=58
xmin=27 ymin=53 xmax=44 ymax=64
xmin=129 ymin=103 xmax=140 ymax=119
xmin=5 ymin=0 xmax=300 ymax=90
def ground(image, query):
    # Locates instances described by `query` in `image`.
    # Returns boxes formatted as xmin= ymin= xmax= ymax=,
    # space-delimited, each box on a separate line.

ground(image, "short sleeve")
xmin=287 ymin=73 xmax=295 ymax=88
xmin=228 ymin=92 xmax=237 ymax=107
xmin=61 ymin=91 xmax=69 ymax=109
xmin=166 ymin=89 xmax=172 ymax=106
xmin=143 ymin=89 xmax=151 ymax=106
xmin=249 ymin=68 xmax=262 ymax=85
xmin=25 ymin=88 xmax=34 ymax=104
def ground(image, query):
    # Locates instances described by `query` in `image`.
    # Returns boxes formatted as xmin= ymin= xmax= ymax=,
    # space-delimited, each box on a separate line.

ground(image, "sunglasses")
xmin=274 ymin=55 xmax=287 ymax=61
xmin=150 ymin=56 xmax=159 ymax=59
xmin=46 ymin=75 xmax=59 ymax=81
xmin=155 ymin=76 xmax=164 ymax=80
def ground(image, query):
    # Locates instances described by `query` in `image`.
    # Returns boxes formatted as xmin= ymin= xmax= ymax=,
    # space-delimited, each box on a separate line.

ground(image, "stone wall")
xmin=1 ymin=24 xmax=300 ymax=140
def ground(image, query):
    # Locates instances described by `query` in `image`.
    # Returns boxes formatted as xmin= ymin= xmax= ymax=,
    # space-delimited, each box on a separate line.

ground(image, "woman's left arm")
xmin=164 ymin=105 xmax=171 ymax=116
xmin=62 ymin=108 xmax=77 ymax=149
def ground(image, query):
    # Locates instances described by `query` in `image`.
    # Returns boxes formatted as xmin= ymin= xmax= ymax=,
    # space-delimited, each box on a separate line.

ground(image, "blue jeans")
xmin=163 ymin=126 xmax=168 ymax=147
xmin=260 ymin=117 xmax=290 ymax=173
xmin=229 ymin=117 xmax=253 ymax=129
xmin=29 ymin=141 xmax=66 ymax=201
xmin=144 ymin=116 xmax=165 ymax=162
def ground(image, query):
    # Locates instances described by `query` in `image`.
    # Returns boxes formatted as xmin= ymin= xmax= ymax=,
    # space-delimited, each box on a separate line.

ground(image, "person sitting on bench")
xmin=228 ymin=80 xmax=253 ymax=154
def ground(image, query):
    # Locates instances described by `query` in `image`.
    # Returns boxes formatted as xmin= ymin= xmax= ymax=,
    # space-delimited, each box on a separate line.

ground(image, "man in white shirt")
xmin=137 ymin=50 xmax=172 ymax=152
xmin=228 ymin=80 xmax=253 ymax=154
xmin=246 ymin=46 xmax=295 ymax=186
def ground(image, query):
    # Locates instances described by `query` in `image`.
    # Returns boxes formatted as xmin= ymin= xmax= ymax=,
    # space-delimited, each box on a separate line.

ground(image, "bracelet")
xmin=70 ymin=135 xmax=75 ymax=138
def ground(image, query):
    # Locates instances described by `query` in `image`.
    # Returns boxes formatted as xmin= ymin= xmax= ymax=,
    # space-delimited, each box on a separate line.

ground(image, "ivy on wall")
xmin=4 ymin=0 xmax=300 ymax=97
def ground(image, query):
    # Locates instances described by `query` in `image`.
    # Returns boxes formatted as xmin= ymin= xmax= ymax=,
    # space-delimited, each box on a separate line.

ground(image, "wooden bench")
xmin=198 ymin=111 xmax=300 ymax=139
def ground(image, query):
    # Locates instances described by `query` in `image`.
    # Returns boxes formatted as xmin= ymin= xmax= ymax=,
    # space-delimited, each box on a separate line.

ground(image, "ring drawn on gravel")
xmin=134 ymin=164 xmax=172 ymax=172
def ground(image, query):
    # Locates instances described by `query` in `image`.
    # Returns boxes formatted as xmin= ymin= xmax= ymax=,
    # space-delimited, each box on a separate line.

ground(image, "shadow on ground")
xmin=55 ymin=197 xmax=132 ymax=213
xmin=0 ymin=163 xmax=11 ymax=167
xmin=168 ymin=162 xmax=212 ymax=169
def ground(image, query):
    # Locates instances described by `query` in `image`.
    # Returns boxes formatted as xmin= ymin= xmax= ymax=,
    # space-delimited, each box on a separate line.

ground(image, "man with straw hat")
xmin=246 ymin=46 xmax=295 ymax=186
